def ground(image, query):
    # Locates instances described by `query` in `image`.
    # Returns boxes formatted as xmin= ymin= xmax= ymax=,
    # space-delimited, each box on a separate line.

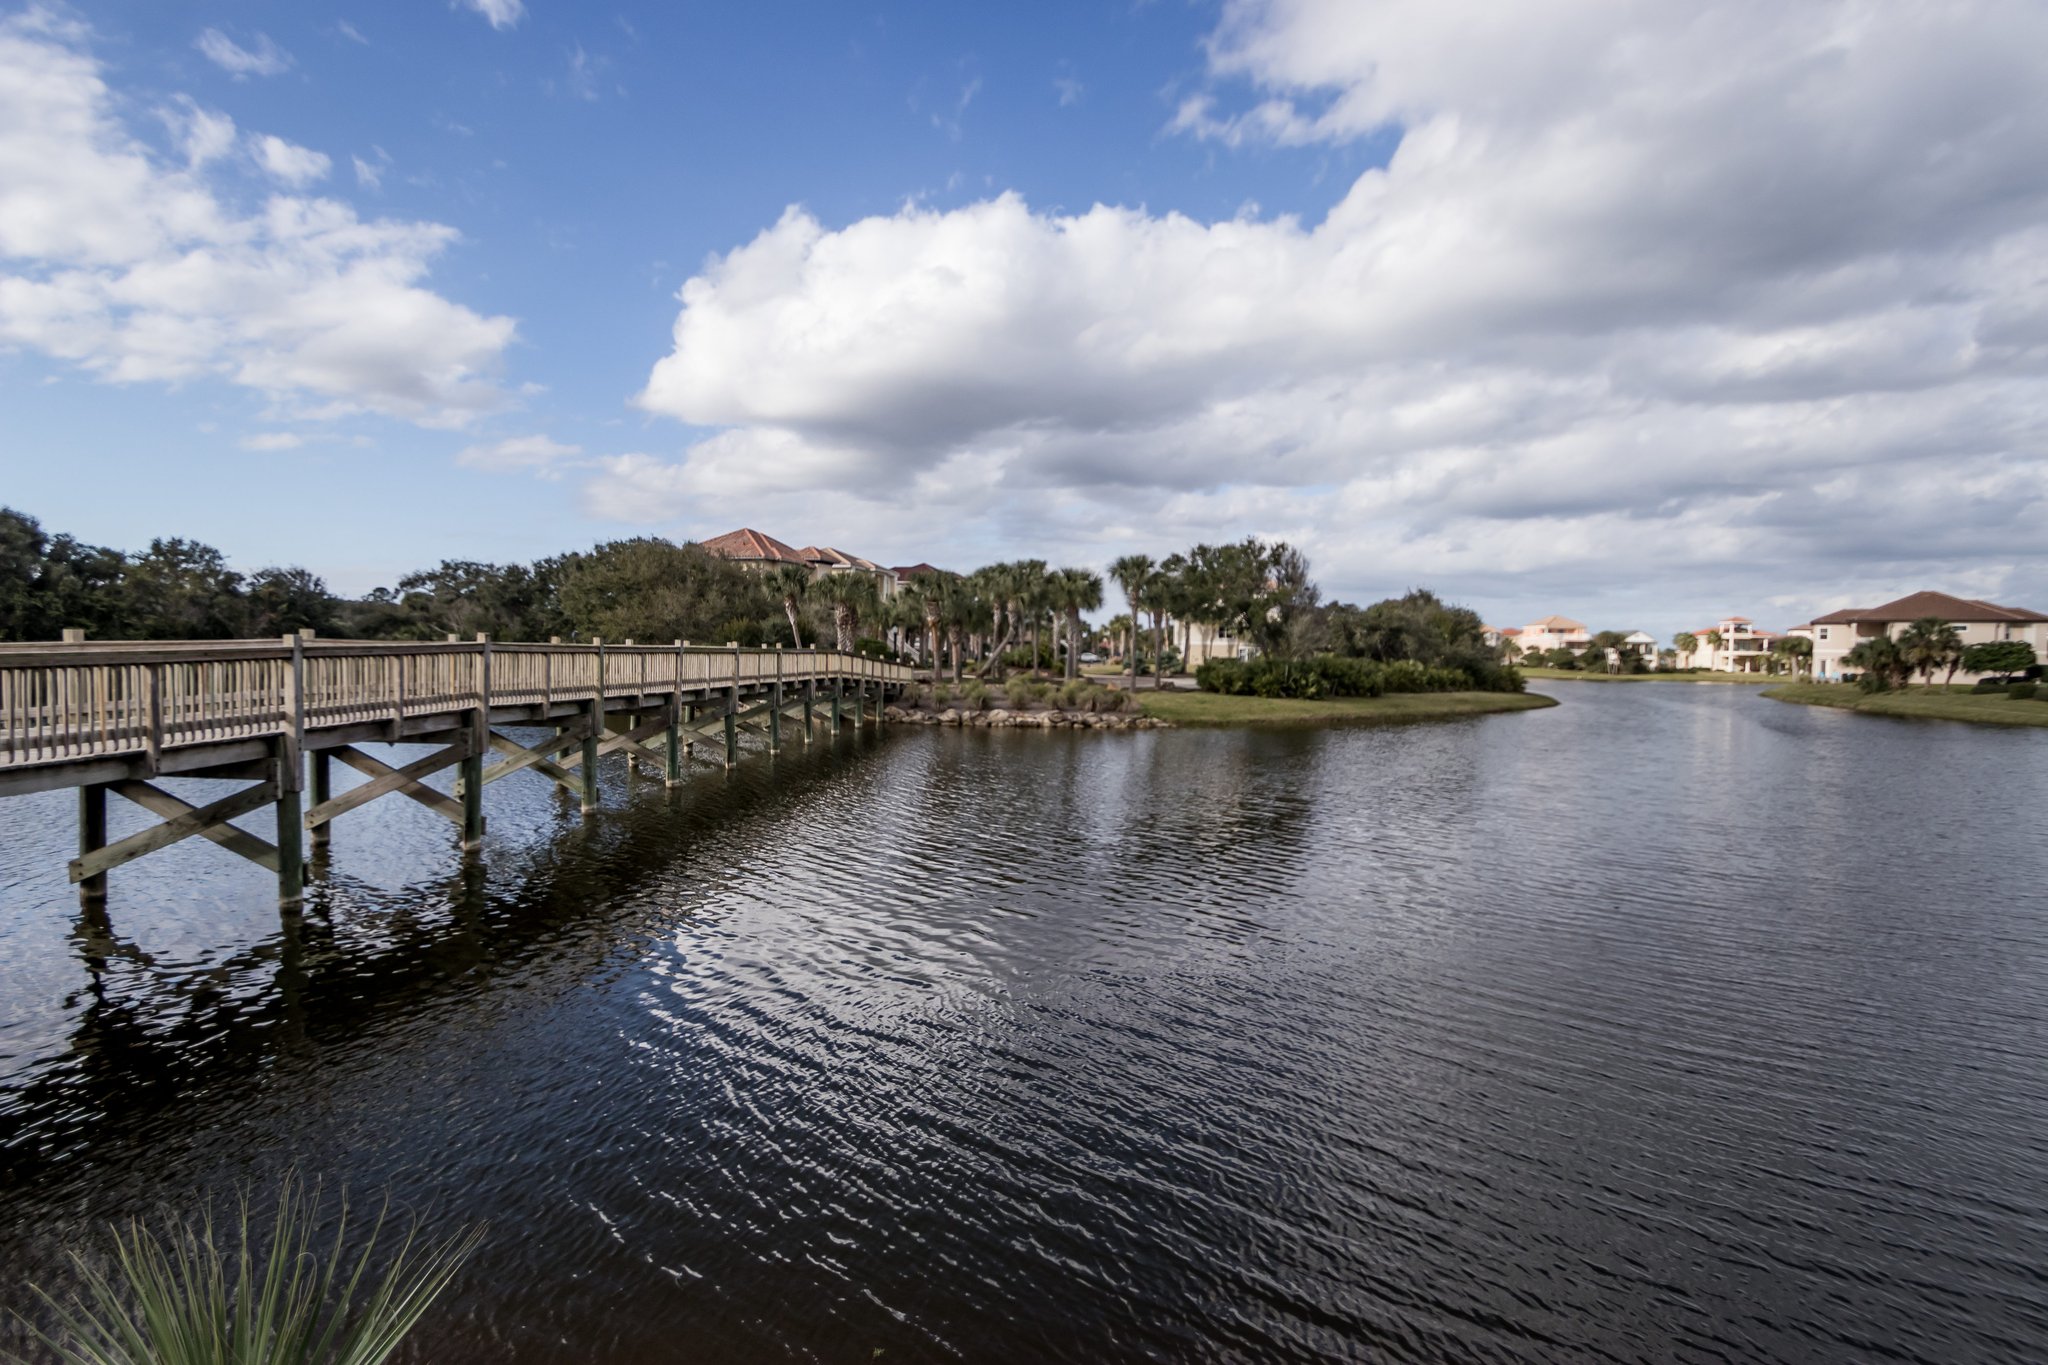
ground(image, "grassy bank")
xmin=1763 ymin=682 xmax=2048 ymax=727
xmin=1138 ymin=690 xmax=1558 ymax=727
xmin=1520 ymin=667 xmax=1774 ymax=684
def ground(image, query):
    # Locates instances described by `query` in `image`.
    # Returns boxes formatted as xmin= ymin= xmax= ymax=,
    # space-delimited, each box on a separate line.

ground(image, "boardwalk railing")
xmin=0 ymin=638 xmax=912 ymax=773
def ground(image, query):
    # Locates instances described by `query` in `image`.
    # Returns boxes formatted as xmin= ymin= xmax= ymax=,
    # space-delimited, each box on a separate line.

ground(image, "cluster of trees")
xmin=2 ymin=507 xmax=1517 ymax=696
xmin=1841 ymin=618 xmax=2037 ymax=692
xmin=2 ymin=509 xmax=346 ymax=641
xmin=1104 ymin=540 xmax=1319 ymax=689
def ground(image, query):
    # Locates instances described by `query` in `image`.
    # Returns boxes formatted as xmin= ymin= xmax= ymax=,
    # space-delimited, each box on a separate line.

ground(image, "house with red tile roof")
xmin=1518 ymin=615 xmax=1590 ymax=655
xmin=698 ymin=527 xmax=807 ymax=568
xmin=699 ymin=529 xmax=903 ymax=597
xmin=1806 ymin=591 xmax=2048 ymax=682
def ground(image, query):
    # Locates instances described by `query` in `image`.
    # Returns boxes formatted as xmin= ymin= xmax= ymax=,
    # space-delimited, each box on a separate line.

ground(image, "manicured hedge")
xmin=1195 ymin=655 xmax=1524 ymax=699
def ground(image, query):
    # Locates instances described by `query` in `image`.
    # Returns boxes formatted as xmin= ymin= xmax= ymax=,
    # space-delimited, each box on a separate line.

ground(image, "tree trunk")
xmin=1066 ymin=609 xmax=1080 ymax=680
xmin=835 ymin=605 xmax=855 ymax=652
xmin=784 ymin=598 xmax=805 ymax=649
xmin=1152 ymin=614 xmax=1164 ymax=689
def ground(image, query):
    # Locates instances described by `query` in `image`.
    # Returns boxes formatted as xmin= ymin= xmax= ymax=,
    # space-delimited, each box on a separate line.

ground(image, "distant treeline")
xmin=0 ymin=506 xmax=795 ymax=645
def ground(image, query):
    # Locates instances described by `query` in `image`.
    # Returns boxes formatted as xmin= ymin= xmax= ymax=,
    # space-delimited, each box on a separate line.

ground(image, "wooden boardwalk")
xmin=0 ymin=635 xmax=913 ymax=906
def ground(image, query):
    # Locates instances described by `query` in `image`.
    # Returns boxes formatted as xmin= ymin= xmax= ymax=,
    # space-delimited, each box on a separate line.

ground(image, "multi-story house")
xmin=1518 ymin=616 xmax=1590 ymax=656
xmin=1807 ymin=591 xmax=2048 ymax=682
xmin=1671 ymin=616 xmax=1781 ymax=672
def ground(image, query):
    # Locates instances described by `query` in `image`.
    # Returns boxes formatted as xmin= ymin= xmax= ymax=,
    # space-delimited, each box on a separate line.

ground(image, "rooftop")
xmin=700 ymin=528 xmax=806 ymax=565
xmin=1810 ymin=590 xmax=2048 ymax=626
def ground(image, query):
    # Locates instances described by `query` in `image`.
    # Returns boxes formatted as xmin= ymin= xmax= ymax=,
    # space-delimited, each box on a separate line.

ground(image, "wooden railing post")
xmin=144 ymin=665 xmax=163 ymax=775
xmin=770 ymin=646 xmax=783 ymax=753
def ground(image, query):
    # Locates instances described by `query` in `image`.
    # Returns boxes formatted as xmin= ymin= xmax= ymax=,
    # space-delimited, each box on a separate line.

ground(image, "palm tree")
xmin=1048 ymin=567 xmax=1104 ymax=681
xmin=1897 ymin=616 xmax=1963 ymax=687
xmin=1673 ymin=631 xmax=1697 ymax=667
xmin=1140 ymin=568 xmax=1171 ymax=689
xmin=767 ymin=563 xmax=811 ymax=648
xmin=1014 ymin=560 xmax=1052 ymax=677
xmin=815 ymin=572 xmax=877 ymax=652
xmin=1110 ymin=554 xmax=1154 ymax=691
xmin=915 ymin=574 xmax=952 ymax=671
xmin=1158 ymin=552 xmax=1192 ymax=675
xmin=1844 ymin=634 xmax=1906 ymax=689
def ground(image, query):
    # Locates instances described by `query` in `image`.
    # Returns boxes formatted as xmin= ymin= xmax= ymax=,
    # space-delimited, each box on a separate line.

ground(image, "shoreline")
xmin=1137 ymin=689 xmax=1556 ymax=727
xmin=1762 ymin=682 xmax=2048 ymax=728
xmin=1518 ymin=667 xmax=1774 ymax=684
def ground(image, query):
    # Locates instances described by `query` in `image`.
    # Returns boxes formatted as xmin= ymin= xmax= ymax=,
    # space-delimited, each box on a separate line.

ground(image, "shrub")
xmin=999 ymin=642 xmax=1056 ymax=671
xmin=1195 ymin=653 xmax=1516 ymax=699
xmin=960 ymin=682 xmax=992 ymax=711
xmin=931 ymin=684 xmax=952 ymax=707
xmin=1856 ymin=671 xmax=1891 ymax=694
xmin=1006 ymin=680 xmax=1050 ymax=708
xmin=1056 ymin=679 xmax=1089 ymax=710
xmin=21 ymin=1175 xmax=481 ymax=1365
xmin=2009 ymin=682 xmax=2038 ymax=700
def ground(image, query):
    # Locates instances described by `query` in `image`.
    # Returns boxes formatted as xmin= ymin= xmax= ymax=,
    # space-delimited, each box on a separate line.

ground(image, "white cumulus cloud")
xmin=0 ymin=11 xmax=517 ymax=428
xmin=253 ymin=134 xmax=330 ymax=186
xmin=625 ymin=0 xmax=2048 ymax=629
xmin=194 ymin=27 xmax=290 ymax=78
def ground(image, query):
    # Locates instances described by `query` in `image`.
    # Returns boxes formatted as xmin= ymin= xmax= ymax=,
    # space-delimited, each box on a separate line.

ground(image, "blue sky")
xmin=4 ymin=1 xmax=2046 ymax=636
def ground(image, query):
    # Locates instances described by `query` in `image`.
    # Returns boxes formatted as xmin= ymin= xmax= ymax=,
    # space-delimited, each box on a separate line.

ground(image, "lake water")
xmin=4 ymin=684 xmax=2048 ymax=1362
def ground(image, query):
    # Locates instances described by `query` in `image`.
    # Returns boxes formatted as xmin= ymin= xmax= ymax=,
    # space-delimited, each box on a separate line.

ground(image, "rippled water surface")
xmin=5 ymin=684 xmax=2048 ymax=1362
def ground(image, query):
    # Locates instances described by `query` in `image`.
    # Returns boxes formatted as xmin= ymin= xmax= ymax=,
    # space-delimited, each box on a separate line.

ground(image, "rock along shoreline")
xmin=882 ymin=705 xmax=1171 ymax=731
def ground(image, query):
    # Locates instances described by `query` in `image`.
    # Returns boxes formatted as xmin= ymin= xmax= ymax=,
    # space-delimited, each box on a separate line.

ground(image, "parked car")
xmin=1079 ymin=652 xmax=1101 ymax=663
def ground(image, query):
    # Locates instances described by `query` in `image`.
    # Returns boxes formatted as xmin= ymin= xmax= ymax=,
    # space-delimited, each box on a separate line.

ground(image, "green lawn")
xmin=1763 ymin=682 xmax=2048 ymax=727
xmin=1138 ymin=690 xmax=1558 ymax=727
xmin=1520 ymin=667 xmax=1775 ymax=684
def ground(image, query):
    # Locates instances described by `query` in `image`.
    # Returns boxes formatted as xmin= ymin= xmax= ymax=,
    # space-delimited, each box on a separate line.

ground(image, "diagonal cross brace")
xmin=484 ymin=728 xmax=588 ymax=793
xmin=308 ymin=743 xmax=466 ymax=828
xmin=71 ymin=780 xmax=281 ymax=883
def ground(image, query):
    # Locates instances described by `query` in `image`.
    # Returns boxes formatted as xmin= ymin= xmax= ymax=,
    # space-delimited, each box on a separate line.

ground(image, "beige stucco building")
xmin=1807 ymin=591 xmax=2048 ymax=683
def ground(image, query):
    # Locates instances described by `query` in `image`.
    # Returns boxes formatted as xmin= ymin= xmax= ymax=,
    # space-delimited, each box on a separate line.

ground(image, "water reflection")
xmin=2 ymin=692 xmax=2046 ymax=1363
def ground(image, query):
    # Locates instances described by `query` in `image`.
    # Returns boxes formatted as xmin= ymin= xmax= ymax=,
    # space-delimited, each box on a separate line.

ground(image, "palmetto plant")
xmin=13 ymin=1177 xmax=481 ymax=1365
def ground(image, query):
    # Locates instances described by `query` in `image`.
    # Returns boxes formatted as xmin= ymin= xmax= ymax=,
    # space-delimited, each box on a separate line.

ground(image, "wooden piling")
xmin=309 ymin=752 xmax=331 ymax=849
xmin=77 ymin=783 xmax=107 ymax=904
